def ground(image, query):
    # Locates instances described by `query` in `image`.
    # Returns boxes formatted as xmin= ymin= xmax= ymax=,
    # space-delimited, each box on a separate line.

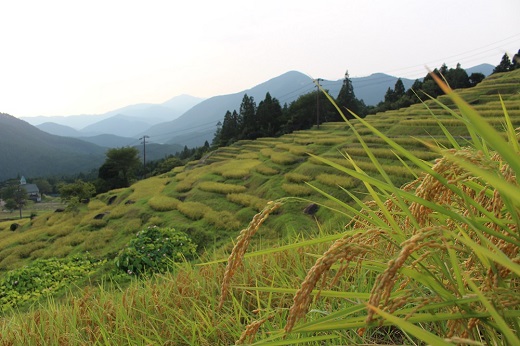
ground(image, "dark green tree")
xmin=58 ymin=180 xmax=96 ymax=202
xmin=256 ymin=92 xmax=283 ymax=137
xmin=283 ymin=92 xmax=317 ymax=132
xmin=445 ymin=63 xmax=470 ymax=89
xmin=219 ymin=110 xmax=242 ymax=146
xmin=98 ymin=146 xmax=141 ymax=190
xmin=32 ymin=178 xmax=52 ymax=196
xmin=212 ymin=121 xmax=222 ymax=147
xmin=1 ymin=184 xmax=27 ymax=218
xmin=493 ymin=53 xmax=513 ymax=74
xmin=422 ymin=68 xmax=443 ymax=98
xmin=468 ymin=72 xmax=485 ymax=87
xmin=512 ymin=49 xmax=520 ymax=70
xmin=154 ymin=157 xmax=183 ymax=175
xmin=394 ymin=78 xmax=406 ymax=98
xmin=239 ymin=94 xmax=257 ymax=139
xmin=336 ymin=70 xmax=364 ymax=117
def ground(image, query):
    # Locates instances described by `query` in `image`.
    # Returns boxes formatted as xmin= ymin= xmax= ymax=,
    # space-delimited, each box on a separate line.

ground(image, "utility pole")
xmin=315 ymin=78 xmax=323 ymax=129
xmin=140 ymin=135 xmax=149 ymax=178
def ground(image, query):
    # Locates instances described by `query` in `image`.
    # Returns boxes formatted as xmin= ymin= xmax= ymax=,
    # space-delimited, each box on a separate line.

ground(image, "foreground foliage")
xmin=115 ymin=226 xmax=196 ymax=276
xmin=217 ymin=73 xmax=520 ymax=344
xmin=0 ymin=256 xmax=104 ymax=313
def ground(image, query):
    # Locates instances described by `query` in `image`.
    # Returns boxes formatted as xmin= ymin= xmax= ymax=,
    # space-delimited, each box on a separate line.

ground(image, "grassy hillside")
xmin=1 ymin=69 xmax=519 ymax=344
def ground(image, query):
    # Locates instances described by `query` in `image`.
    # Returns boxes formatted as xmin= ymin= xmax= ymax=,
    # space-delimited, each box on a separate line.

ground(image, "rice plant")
xmin=218 ymin=73 xmax=520 ymax=345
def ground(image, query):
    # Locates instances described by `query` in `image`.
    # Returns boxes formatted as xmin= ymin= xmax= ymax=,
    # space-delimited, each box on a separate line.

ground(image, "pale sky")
xmin=1 ymin=0 xmax=519 ymax=118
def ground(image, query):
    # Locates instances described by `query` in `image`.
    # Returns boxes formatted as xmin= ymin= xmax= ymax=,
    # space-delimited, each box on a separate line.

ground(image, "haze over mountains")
xmin=23 ymin=64 xmax=493 ymax=148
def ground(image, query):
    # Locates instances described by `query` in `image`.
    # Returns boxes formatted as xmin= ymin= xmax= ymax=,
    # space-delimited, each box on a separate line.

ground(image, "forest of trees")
xmin=212 ymin=72 xmax=363 ymax=148
xmin=212 ymin=49 xmax=519 ymax=148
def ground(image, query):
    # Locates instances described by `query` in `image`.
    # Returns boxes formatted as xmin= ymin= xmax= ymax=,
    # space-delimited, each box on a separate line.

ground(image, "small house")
xmin=20 ymin=176 xmax=41 ymax=202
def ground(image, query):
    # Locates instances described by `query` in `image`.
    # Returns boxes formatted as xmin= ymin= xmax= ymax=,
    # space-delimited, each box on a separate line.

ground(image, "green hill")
xmin=0 ymin=114 xmax=106 ymax=181
xmin=0 ymin=69 xmax=519 ymax=344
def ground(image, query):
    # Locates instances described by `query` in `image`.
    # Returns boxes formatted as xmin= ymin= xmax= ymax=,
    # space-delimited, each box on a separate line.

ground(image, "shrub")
xmin=176 ymin=202 xmax=211 ymax=220
xmin=212 ymin=159 xmax=261 ymax=178
xmin=148 ymin=196 xmax=180 ymax=211
xmin=175 ymin=179 xmax=195 ymax=192
xmin=315 ymin=173 xmax=357 ymax=188
xmin=270 ymin=152 xmax=300 ymax=165
xmin=281 ymin=183 xmax=313 ymax=196
xmin=115 ymin=226 xmax=196 ymax=275
xmin=254 ymin=164 xmax=279 ymax=176
xmin=284 ymin=172 xmax=311 ymax=183
xmin=198 ymin=182 xmax=246 ymax=194
xmin=226 ymin=193 xmax=268 ymax=212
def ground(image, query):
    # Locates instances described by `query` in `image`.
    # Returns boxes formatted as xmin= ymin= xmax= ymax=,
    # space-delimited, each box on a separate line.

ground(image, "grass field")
xmin=0 ymin=69 xmax=519 ymax=345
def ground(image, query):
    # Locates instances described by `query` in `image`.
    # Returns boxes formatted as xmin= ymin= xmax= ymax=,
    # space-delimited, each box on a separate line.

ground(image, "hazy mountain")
xmin=21 ymin=95 xmax=204 ymax=130
xmin=80 ymin=114 xmax=154 ymax=137
xmin=36 ymin=122 xmax=83 ymax=137
xmin=141 ymin=71 xmax=418 ymax=147
xmin=466 ymin=63 xmax=494 ymax=77
xmin=161 ymin=94 xmax=204 ymax=113
xmin=142 ymin=71 xmax=312 ymax=147
xmin=0 ymin=113 xmax=106 ymax=181
xmin=24 ymin=64 xmax=495 ymax=148
xmin=78 ymin=134 xmax=139 ymax=148
xmin=136 ymin=143 xmax=184 ymax=162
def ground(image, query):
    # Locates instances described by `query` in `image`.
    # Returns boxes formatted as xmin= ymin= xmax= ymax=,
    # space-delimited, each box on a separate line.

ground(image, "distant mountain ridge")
xmin=23 ymin=94 xmax=204 ymax=131
xmin=0 ymin=113 xmax=106 ymax=181
xmin=25 ymin=64 xmax=494 ymax=148
xmin=141 ymin=71 xmax=417 ymax=147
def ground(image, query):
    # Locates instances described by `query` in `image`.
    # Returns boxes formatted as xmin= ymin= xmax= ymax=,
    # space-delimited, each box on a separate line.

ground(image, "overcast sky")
xmin=2 ymin=0 xmax=519 ymax=118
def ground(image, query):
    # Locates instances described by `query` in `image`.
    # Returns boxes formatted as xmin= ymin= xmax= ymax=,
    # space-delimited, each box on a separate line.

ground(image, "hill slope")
xmin=2 ymin=69 xmax=519 ymax=271
xmin=0 ymin=114 xmax=106 ymax=181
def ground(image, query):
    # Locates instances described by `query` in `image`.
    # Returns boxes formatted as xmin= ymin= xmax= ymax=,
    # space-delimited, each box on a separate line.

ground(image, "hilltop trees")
xmin=493 ymin=53 xmax=513 ymax=73
xmin=256 ymin=92 xmax=283 ymax=137
xmin=493 ymin=50 xmax=520 ymax=73
xmin=214 ymin=93 xmax=285 ymax=146
xmin=371 ymin=62 xmax=481 ymax=114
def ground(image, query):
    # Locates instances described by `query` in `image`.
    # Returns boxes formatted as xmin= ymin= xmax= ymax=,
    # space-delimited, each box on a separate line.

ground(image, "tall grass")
xmin=218 ymin=74 xmax=520 ymax=344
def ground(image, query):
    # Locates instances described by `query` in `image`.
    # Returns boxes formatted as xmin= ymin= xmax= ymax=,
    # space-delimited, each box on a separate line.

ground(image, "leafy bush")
xmin=198 ymin=182 xmax=246 ymax=194
xmin=281 ymin=183 xmax=313 ymax=196
xmin=176 ymin=201 xmax=211 ymax=220
xmin=254 ymin=164 xmax=279 ymax=175
xmin=148 ymin=195 xmax=180 ymax=211
xmin=284 ymin=172 xmax=312 ymax=183
xmin=115 ymin=226 xmax=196 ymax=275
xmin=226 ymin=193 xmax=268 ymax=212
xmin=315 ymin=173 xmax=357 ymax=188
xmin=0 ymin=256 xmax=104 ymax=312
xmin=270 ymin=152 xmax=300 ymax=165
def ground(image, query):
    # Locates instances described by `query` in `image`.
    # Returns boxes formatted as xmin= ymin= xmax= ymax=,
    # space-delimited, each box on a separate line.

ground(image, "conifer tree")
xmin=337 ymin=70 xmax=363 ymax=117
xmin=493 ymin=53 xmax=513 ymax=73
xmin=239 ymin=94 xmax=257 ymax=139
xmin=256 ymin=92 xmax=283 ymax=137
